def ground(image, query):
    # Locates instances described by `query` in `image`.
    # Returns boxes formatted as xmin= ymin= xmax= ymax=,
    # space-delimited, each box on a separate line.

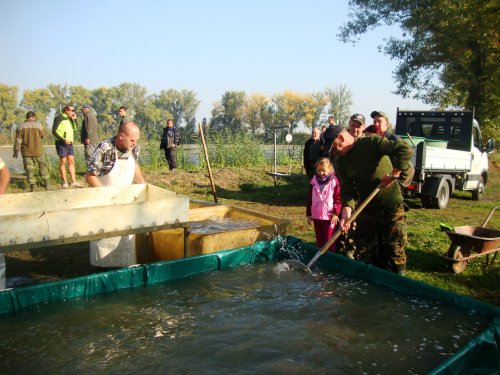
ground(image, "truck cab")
xmin=395 ymin=110 xmax=495 ymax=209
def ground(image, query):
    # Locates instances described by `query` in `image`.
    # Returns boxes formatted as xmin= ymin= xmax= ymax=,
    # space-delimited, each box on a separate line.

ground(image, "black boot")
xmin=29 ymin=184 xmax=35 ymax=192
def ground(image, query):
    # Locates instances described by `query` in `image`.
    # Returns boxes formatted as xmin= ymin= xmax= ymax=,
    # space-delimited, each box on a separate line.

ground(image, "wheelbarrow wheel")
xmin=447 ymin=244 xmax=471 ymax=274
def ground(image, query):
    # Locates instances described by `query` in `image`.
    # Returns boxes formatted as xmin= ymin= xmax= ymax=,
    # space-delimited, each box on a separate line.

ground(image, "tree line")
xmin=0 ymin=82 xmax=353 ymax=144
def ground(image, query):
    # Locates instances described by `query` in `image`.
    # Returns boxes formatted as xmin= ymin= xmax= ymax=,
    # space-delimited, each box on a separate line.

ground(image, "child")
xmin=306 ymin=157 xmax=342 ymax=252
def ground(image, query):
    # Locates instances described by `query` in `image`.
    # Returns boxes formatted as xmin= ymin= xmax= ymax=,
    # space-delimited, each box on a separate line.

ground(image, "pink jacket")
xmin=307 ymin=174 xmax=342 ymax=220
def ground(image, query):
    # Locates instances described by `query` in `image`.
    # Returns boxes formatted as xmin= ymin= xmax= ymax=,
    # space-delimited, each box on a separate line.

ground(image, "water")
xmin=0 ymin=263 xmax=489 ymax=374
xmin=190 ymin=217 xmax=260 ymax=234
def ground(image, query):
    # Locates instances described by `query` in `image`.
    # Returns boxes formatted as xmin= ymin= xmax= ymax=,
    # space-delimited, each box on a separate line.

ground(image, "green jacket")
xmin=335 ymin=136 xmax=413 ymax=212
xmin=14 ymin=119 xmax=45 ymax=157
xmin=52 ymin=112 xmax=77 ymax=143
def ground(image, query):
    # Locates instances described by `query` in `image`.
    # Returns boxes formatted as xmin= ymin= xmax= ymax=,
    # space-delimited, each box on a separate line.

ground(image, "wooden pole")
xmin=198 ymin=123 xmax=218 ymax=204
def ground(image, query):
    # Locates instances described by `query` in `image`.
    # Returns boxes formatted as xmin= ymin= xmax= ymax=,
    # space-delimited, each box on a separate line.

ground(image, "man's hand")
xmin=340 ymin=206 xmax=353 ymax=232
xmin=12 ymin=152 xmax=18 ymax=159
xmin=380 ymin=174 xmax=397 ymax=188
xmin=380 ymin=169 xmax=401 ymax=188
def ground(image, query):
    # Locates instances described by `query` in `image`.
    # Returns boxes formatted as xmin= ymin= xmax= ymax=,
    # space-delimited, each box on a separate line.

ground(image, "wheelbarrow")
xmin=444 ymin=206 xmax=500 ymax=273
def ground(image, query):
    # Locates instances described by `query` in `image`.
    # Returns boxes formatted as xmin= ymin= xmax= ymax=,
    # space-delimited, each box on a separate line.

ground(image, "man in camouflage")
xmin=13 ymin=111 xmax=49 ymax=191
xmin=330 ymin=123 xmax=413 ymax=275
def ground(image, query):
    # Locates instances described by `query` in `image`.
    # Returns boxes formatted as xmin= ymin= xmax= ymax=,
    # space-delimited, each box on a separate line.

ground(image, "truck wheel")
xmin=472 ymin=176 xmax=484 ymax=201
xmin=430 ymin=182 xmax=449 ymax=209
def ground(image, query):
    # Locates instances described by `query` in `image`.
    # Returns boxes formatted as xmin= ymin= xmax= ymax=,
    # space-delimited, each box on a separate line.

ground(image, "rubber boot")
xmin=29 ymin=184 xmax=35 ymax=192
xmin=43 ymin=179 xmax=50 ymax=191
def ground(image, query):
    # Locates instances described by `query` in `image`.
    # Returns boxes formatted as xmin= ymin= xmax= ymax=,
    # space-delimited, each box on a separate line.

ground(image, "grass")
xmin=4 ymin=145 xmax=499 ymax=306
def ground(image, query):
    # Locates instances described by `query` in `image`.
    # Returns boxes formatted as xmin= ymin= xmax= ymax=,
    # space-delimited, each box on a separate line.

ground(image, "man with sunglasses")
xmin=52 ymin=104 xmax=81 ymax=188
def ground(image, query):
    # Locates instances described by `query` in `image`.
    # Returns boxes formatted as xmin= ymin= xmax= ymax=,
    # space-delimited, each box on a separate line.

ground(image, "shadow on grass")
xmin=406 ymin=246 xmax=450 ymax=273
xmin=215 ymin=174 xmax=309 ymax=206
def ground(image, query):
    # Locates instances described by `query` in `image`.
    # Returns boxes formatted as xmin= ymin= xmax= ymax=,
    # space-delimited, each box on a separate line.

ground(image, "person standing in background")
xmin=80 ymin=104 xmax=99 ymax=166
xmin=0 ymin=158 xmax=10 ymax=289
xmin=52 ymin=104 xmax=81 ymax=189
xmin=303 ymin=127 xmax=322 ymax=179
xmin=160 ymin=118 xmax=181 ymax=171
xmin=118 ymin=106 xmax=130 ymax=127
xmin=13 ymin=111 xmax=50 ymax=191
xmin=320 ymin=115 xmax=338 ymax=157
xmin=370 ymin=110 xmax=401 ymax=141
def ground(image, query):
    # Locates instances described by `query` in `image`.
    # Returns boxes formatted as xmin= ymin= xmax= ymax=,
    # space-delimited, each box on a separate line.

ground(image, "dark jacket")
xmin=160 ymin=126 xmax=180 ymax=149
xmin=320 ymin=125 xmax=338 ymax=156
xmin=303 ymin=138 xmax=322 ymax=176
xmin=81 ymin=110 xmax=99 ymax=144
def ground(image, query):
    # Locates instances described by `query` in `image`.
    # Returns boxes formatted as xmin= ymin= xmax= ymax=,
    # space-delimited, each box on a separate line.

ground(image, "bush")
xmin=204 ymin=130 xmax=266 ymax=168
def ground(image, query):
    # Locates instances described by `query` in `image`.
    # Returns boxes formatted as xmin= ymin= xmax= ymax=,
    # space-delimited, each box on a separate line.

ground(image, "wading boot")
xmin=29 ymin=184 xmax=35 ymax=192
xmin=43 ymin=179 xmax=50 ymax=191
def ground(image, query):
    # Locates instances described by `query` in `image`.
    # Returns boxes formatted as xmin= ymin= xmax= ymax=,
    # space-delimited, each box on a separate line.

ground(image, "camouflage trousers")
xmin=23 ymin=155 xmax=49 ymax=185
xmin=336 ymin=222 xmax=357 ymax=256
xmin=353 ymin=203 xmax=407 ymax=273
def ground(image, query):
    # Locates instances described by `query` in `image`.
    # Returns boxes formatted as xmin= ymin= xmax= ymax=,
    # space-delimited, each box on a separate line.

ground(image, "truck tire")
xmin=430 ymin=182 xmax=449 ymax=209
xmin=472 ymin=175 xmax=484 ymax=201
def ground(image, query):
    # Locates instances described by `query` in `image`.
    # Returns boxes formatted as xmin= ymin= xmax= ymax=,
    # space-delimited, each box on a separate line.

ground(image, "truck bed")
xmin=414 ymin=144 xmax=472 ymax=172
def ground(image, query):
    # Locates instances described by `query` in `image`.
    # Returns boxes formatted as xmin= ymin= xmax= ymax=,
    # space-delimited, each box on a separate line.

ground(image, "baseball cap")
xmin=350 ymin=113 xmax=365 ymax=125
xmin=323 ymin=124 xmax=344 ymax=140
xmin=370 ymin=110 xmax=389 ymax=121
xmin=81 ymin=104 xmax=91 ymax=109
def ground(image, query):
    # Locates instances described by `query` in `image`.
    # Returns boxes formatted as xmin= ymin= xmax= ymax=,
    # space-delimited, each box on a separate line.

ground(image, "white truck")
xmin=395 ymin=109 xmax=495 ymax=209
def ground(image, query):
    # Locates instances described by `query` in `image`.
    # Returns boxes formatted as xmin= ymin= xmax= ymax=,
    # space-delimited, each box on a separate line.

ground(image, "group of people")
xmin=11 ymin=105 xmax=181 ymax=192
xmin=304 ymin=111 xmax=413 ymax=275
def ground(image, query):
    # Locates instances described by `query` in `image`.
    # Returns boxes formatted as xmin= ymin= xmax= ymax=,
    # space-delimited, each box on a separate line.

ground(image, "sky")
xmin=0 ymin=0 xmax=430 ymax=127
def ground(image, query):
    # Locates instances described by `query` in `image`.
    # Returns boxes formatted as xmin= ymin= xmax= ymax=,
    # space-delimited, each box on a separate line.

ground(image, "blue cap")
xmin=81 ymin=104 xmax=91 ymax=109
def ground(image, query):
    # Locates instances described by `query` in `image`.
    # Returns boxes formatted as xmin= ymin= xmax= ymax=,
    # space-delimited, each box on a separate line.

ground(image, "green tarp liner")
xmin=0 ymin=235 xmax=498 ymax=374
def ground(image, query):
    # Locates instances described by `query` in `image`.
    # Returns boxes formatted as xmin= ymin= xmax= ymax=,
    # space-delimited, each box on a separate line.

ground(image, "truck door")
xmin=464 ymin=124 xmax=487 ymax=190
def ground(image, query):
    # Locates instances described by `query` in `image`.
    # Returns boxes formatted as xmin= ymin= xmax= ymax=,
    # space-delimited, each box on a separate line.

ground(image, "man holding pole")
xmin=330 ymin=124 xmax=413 ymax=275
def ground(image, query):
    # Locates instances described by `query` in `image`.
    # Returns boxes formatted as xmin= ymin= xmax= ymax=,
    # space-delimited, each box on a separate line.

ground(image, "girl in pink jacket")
xmin=306 ymin=157 xmax=342 ymax=252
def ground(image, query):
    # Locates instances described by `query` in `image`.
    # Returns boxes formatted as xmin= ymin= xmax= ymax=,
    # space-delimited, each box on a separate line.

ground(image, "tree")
xmin=0 ymin=84 xmax=20 ymax=134
xmin=69 ymin=86 xmax=93 ymax=109
xmin=91 ymin=87 xmax=115 ymax=138
xmin=47 ymin=83 xmax=70 ymax=112
xmin=303 ymin=92 xmax=329 ymax=128
xmin=211 ymin=91 xmax=246 ymax=133
xmin=154 ymin=89 xmax=199 ymax=127
xmin=272 ymin=91 xmax=312 ymax=131
xmin=338 ymin=0 xmax=499 ymax=132
xmin=241 ymin=93 xmax=269 ymax=136
xmin=21 ymin=88 xmax=52 ymax=126
xmin=325 ymin=85 xmax=352 ymax=126
xmin=138 ymin=95 xmax=168 ymax=140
